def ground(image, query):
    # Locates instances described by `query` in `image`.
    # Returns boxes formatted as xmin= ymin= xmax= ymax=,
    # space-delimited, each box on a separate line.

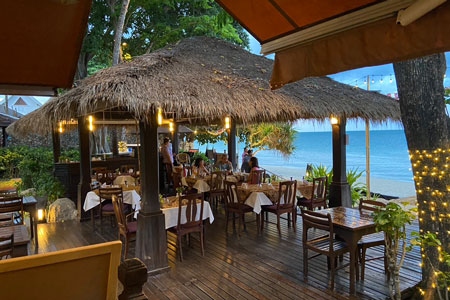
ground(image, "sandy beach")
xmin=262 ymin=165 xmax=416 ymax=198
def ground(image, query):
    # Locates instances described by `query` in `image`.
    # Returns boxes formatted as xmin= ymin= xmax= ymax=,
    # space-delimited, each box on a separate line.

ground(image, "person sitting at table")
xmin=193 ymin=157 xmax=210 ymax=177
xmin=241 ymin=149 xmax=253 ymax=173
xmin=214 ymin=154 xmax=233 ymax=173
xmin=247 ymin=157 xmax=262 ymax=184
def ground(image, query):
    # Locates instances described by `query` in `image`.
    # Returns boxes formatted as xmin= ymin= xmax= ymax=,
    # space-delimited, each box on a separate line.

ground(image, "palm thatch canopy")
xmin=7 ymin=37 xmax=400 ymax=138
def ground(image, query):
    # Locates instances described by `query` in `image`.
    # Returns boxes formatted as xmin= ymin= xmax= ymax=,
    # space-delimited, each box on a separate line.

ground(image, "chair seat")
xmin=127 ymin=221 xmax=137 ymax=233
xmin=358 ymin=232 xmax=385 ymax=247
xmin=297 ymin=197 xmax=311 ymax=205
xmin=308 ymin=237 xmax=348 ymax=253
xmin=102 ymin=203 xmax=114 ymax=212
xmin=262 ymin=204 xmax=293 ymax=212
xmin=227 ymin=203 xmax=253 ymax=212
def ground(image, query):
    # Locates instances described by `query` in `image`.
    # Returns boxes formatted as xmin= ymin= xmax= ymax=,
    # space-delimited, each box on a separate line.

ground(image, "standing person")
xmin=242 ymin=147 xmax=248 ymax=163
xmin=241 ymin=149 xmax=253 ymax=173
xmin=160 ymin=137 xmax=173 ymax=185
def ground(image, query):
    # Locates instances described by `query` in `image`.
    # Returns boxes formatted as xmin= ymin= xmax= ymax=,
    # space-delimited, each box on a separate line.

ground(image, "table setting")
xmin=83 ymin=184 xmax=141 ymax=212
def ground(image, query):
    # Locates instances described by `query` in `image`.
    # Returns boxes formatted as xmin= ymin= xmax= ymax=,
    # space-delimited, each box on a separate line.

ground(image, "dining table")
xmin=160 ymin=196 xmax=214 ymax=229
xmin=83 ymin=185 xmax=142 ymax=213
xmin=23 ymin=196 xmax=38 ymax=248
xmin=314 ymin=206 xmax=377 ymax=295
xmin=0 ymin=224 xmax=30 ymax=257
xmin=181 ymin=173 xmax=242 ymax=193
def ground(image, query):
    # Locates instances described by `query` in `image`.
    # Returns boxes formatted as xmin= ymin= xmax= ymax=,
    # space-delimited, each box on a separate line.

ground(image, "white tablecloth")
xmin=181 ymin=177 xmax=210 ymax=193
xmin=113 ymin=175 xmax=136 ymax=186
xmin=161 ymin=201 xmax=214 ymax=229
xmin=83 ymin=190 xmax=141 ymax=212
xmin=244 ymin=192 xmax=273 ymax=214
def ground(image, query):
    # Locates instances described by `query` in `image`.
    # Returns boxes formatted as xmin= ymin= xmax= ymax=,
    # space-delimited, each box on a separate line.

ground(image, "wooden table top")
xmin=93 ymin=185 xmax=140 ymax=194
xmin=314 ymin=207 xmax=376 ymax=231
xmin=0 ymin=225 xmax=30 ymax=245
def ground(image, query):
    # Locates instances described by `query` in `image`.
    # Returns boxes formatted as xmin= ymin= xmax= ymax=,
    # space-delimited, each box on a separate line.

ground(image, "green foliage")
xmin=59 ymin=148 xmax=80 ymax=162
xmin=191 ymin=152 xmax=209 ymax=164
xmin=374 ymin=202 xmax=415 ymax=236
xmin=80 ymin=0 xmax=249 ymax=78
xmin=305 ymin=164 xmax=333 ymax=183
xmin=194 ymin=127 xmax=228 ymax=145
xmin=238 ymin=123 xmax=297 ymax=157
xmin=0 ymin=146 xmax=65 ymax=205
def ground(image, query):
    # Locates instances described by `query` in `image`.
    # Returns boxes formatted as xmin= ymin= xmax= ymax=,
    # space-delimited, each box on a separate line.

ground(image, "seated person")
xmin=247 ymin=157 xmax=262 ymax=184
xmin=193 ymin=157 xmax=210 ymax=177
xmin=214 ymin=154 xmax=233 ymax=173
xmin=241 ymin=149 xmax=253 ymax=173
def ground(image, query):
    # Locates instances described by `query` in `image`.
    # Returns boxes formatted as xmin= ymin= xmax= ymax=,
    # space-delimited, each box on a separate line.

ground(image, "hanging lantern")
xmin=157 ymin=108 xmax=163 ymax=125
xmin=58 ymin=121 xmax=63 ymax=133
xmin=169 ymin=121 xmax=174 ymax=132
xmin=88 ymin=115 xmax=94 ymax=131
xmin=225 ymin=116 xmax=230 ymax=129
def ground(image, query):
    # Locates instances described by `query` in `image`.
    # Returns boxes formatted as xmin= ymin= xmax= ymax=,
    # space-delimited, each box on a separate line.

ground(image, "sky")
xmin=7 ymin=33 xmax=448 ymax=132
xmin=249 ymin=35 xmax=450 ymax=132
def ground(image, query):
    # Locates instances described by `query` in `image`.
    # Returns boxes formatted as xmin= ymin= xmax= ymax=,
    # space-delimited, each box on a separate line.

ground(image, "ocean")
xmin=195 ymin=130 xmax=413 ymax=183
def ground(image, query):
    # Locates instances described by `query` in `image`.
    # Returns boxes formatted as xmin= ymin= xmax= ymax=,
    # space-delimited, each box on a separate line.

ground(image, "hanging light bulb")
xmin=371 ymin=78 xmax=375 ymax=84
xmin=58 ymin=121 xmax=63 ymax=133
xmin=169 ymin=121 xmax=174 ymax=132
xmin=225 ymin=116 xmax=230 ymax=129
xmin=330 ymin=116 xmax=339 ymax=125
xmin=157 ymin=108 xmax=163 ymax=125
xmin=88 ymin=115 xmax=94 ymax=131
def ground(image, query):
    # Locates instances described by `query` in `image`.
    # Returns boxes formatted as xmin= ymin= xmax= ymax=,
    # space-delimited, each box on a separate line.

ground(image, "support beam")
xmin=1 ymin=127 xmax=6 ymax=147
xmin=172 ymin=123 xmax=179 ymax=155
xmin=111 ymin=127 xmax=119 ymax=157
xmin=136 ymin=116 xmax=169 ymax=274
xmin=51 ymin=125 xmax=61 ymax=163
xmin=227 ymin=121 xmax=237 ymax=169
xmin=77 ymin=116 xmax=91 ymax=220
xmin=329 ymin=117 xmax=352 ymax=208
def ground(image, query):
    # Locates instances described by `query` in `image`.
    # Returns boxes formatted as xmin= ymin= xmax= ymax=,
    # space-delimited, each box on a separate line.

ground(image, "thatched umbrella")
xmin=7 ymin=36 xmax=400 ymax=138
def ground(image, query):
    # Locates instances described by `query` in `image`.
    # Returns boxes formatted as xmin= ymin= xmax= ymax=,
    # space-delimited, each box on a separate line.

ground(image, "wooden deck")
xmin=32 ymin=210 xmax=421 ymax=300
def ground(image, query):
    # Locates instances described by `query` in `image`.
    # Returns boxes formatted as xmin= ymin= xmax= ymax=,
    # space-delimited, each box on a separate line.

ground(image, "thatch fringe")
xmin=7 ymin=37 xmax=400 ymax=138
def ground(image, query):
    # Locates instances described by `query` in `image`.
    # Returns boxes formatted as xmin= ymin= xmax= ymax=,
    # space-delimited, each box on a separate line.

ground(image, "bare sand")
xmin=262 ymin=165 xmax=416 ymax=198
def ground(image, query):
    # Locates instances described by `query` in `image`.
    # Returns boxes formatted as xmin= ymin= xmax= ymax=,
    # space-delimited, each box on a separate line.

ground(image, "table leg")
xmin=349 ymin=241 xmax=356 ymax=295
xmin=30 ymin=204 xmax=38 ymax=248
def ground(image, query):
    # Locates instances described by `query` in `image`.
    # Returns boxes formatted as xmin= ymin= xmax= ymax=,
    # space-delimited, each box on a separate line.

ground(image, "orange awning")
xmin=0 ymin=0 xmax=92 ymax=96
xmin=216 ymin=0 xmax=450 ymax=88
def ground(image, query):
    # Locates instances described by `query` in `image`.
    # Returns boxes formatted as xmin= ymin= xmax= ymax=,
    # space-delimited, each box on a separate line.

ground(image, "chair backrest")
xmin=359 ymin=199 xmax=386 ymax=212
xmin=224 ymin=181 xmax=239 ymax=205
xmin=0 ymin=241 xmax=122 ymax=300
xmin=96 ymin=169 xmax=112 ymax=184
xmin=250 ymin=169 xmax=266 ymax=184
xmin=112 ymin=195 xmax=128 ymax=237
xmin=177 ymin=193 xmax=204 ymax=230
xmin=209 ymin=171 xmax=227 ymax=191
xmin=92 ymin=167 xmax=107 ymax=176
xmin=99 ymin=187 xmax=123 ymax=202
xmin=172 ymin=171 xmax=182 ymax=189
xmin=312 ymin=177 xmax=327 ymax=202
xmin=301 ymin=209 xmax=335 ymax=252
xmin=276 ymin=180 xmax=297 ymax=209
xmin=0 ymin=234 xmax=13 ymax=260
xmin=0 ymin=189 xmax=18 ymax=199
xmin=176 ymin=153 xmax=190 ymax=165
xmin=0 ymin=196 xmax=24 ymax=225
xmin=120 ymin=165 xmax=136 ymax=175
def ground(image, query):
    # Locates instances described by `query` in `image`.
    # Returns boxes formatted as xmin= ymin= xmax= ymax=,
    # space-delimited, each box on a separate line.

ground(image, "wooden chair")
xmin=0 ymin=196 xmax=24 ymax=226
xmin=168 ymin=193 xmax=205 ymax=261
xmin=184 ymin=165 xmax=193 ymax=177
xmin=301 ymin=209 xmax=350 ymax=290
xmin=95 ymin=169 xmax=115 ymax=185
xmin=261 ymin=180 xmax=297 ymax=234
xmin=249 ymin=169 xmax=266 ymax=184
xmin=224 ymin=181 xmax=258 ymax=235
xmin=0 ymin=189 xmax=18 ymax=199
xmin=95 ymin=187 xmax=128 ymax=231
xmin=92 ymin=167 xmax=107 ymax=177
xmin=112 ymin=195 xmax=136 ymax=259
xmin=0 ymin=234 xmax=13 ymax=260
xmin=297 ymin=176 xmax=328 ymax=211
xmin=176 ymin=153 xmax=191 ymax=166
xmin=358 ymin=199 xmax=387 ymax=280
xmin=207 ymin=171 xmax=227 ymax=211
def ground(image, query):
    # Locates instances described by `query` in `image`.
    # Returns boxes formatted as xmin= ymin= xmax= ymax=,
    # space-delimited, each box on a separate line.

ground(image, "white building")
xmin=0 ymin=96 xmax=42 ymax=115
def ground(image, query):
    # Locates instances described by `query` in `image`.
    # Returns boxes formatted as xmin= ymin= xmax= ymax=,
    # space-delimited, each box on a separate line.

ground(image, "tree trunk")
xmin=393 ymin=53 xmax=449 ymax=298
xmin=112 ymin=0 xmax=130 ymax=66
xmin=75 ymin=51 xmax=93 ymax=82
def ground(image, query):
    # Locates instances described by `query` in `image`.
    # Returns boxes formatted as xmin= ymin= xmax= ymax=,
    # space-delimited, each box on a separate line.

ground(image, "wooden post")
xmin=118 ymin=258 xmax=148 ymax=300
xmin=329 ymin=117 xmax=352 ymax=207
xmin=365 ymin=119 xmax=371 ymax=200
xmin=227 ymin=121 xmax=237 ymax=169
xmin=1 ymin=127 xmax=6 ymax=147
xmin=172 ymin=122 xmax=179 ymax=155
xmin=51 ymin=125 xmax=61 ymax=163
xmin=136 ymin=116 xmax=169 ymax=274
xmin=111 ymin=127 xmax=119 ymax=157
xmin=77 ymin=116 xmax=91 ymax=221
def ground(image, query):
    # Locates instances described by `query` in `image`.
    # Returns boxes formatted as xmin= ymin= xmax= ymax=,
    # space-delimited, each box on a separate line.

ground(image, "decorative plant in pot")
xmin=373 ymin=202 xmax=416 ymax=300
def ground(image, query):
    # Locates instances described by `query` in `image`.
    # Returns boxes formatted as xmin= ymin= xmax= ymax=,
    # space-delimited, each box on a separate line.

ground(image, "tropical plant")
xmin=191 ymin=152 xmax=209 ymax=164
xmin=59 ymin=148 xmax=80 ymax=162
xmin=347 ymin=168 xmax=365 ymax=207
xmin=373 ymin=202 xmax=416 ymax=300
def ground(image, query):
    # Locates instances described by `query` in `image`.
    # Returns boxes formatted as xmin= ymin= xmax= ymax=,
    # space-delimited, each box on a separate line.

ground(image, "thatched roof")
xmin=7 ymin=37 xmax=400 ymax=137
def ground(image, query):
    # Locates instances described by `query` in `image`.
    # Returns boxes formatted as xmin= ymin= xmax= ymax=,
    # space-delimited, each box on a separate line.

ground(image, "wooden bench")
xmin=0 ymin=225 xmax=29 ymax=257
xmin=0 ymin=241 xmax=122 ymax=300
